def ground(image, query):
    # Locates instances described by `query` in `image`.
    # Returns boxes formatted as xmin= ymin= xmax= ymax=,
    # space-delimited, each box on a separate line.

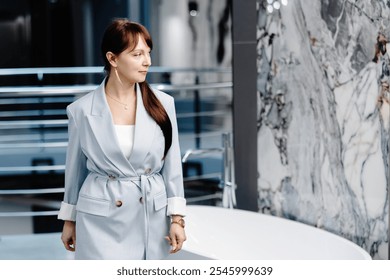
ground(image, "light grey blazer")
xmin=58 ymin=81 xmax=186 ymax=260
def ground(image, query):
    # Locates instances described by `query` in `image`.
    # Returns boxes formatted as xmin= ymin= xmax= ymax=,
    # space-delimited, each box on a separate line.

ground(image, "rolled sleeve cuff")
xmin=167 ymin=197 xmax=186 ymax=217
xmin=58 ymin=202 xmax=77 ymax=221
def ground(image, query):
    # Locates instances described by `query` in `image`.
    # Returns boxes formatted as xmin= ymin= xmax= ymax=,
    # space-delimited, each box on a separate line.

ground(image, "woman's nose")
xmin=143 ymin=54 xmax=151 ymax=66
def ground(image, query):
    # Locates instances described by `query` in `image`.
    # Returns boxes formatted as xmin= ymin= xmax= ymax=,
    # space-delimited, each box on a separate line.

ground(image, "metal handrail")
xmin=0 ymin=211 xmax=59 ymax=217
xmin=0 ymin=82 xmax=232 ymax=131
xmin=177 ymin=110 xmax=230 ymax=119
xmin=0 ymin=142 xmax=68 ymax=149
xmin=0 ymin=188 xmax=64 ymax=195
xmin=0 ymin=110 xmax=229 ymax=129
xmin=0 ymin=119 xmax=68 ymax=127
xmin=154 ymin=82 xmax=232 ymax=91
xmin=0 ymin=131 xmax=231 ymax=150
xmin=0 ymin=66 xmax=104 ymax=75
xmin=0 ymin=165 xmax=65 ymax=173
xmin=0 ymin=133 xmax=67 ymax=142
xmin=183 ymin=173 xmax=222 ymax=183
xmin=0 ymin=82 xmax=231 ymax=97
xmin=0 ymin=85 xmax=96 ymax=96
xmin=179 ymin=130 xmax=232 ymax=139
xmin=186 ymin=193 xmax=223 ymax=203
xmin=0 ymin=66 xmax=232 ymax=76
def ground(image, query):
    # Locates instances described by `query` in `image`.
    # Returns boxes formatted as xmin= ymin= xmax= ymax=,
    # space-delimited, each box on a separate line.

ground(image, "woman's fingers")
xmin=165 ymin=236 xmax=177 ymax=253
xmin=61 ymin=235 xmax=76 ymax=251
xmin=175 ymin=233 xmax=186 ymax=252
xmin=167 ymin=227 xmax=187 ymax=254
xmin=170 ymin=234 xmax=178 ymax=253
xmin=65 ymin=240 xmax=75 ymax=252
xmin=61 ymin=221 xmax=76 ymax=252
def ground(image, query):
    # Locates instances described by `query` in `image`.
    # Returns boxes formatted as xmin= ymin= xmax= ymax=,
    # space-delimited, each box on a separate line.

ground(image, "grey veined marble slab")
xmin=256 ymin=0 xmax=389 ymax=259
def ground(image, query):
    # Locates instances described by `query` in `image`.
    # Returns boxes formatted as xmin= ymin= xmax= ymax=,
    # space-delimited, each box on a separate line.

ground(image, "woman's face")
xmin=114 ymin=34 xmax=151 ymax=85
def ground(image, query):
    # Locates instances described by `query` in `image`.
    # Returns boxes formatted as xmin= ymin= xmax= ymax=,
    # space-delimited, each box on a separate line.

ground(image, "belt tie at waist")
xmin=95 ymin=172 xmax=159 ymax=193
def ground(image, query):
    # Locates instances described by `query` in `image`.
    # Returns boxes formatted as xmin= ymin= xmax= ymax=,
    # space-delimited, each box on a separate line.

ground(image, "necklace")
xmin=106 ymin=93 xmax=129 ymax=110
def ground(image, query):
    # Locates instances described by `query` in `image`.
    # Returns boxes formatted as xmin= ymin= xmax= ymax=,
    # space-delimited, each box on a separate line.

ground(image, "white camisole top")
xmin=114 ymin=125 xmax=135 ymax=160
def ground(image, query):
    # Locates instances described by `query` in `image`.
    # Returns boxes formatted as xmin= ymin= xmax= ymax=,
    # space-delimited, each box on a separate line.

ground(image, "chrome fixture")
xmin=182 ymin=148 xmax=223 ymax=163
xmin=182 ymin=133 xmax=236 ymax=208
xmin=188 ymin=0 xmax=198 ymax=17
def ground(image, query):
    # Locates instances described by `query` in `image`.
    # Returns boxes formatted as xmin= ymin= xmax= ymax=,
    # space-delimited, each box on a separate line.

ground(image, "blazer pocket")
xmin=154 ymin=192 xmax=167 ymax=211
xmin=76 ymin=194 xmax=110 ymax=217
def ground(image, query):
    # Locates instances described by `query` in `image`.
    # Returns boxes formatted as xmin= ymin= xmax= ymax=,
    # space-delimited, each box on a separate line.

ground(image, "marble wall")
xmin=257 ymin=0 xmax=389 ymax=259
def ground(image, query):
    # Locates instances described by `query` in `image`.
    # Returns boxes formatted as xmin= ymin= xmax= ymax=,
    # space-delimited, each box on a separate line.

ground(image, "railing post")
xmin=194 ymin=74 xmax=201 ymax=148
xmin=231 ymin=0 xmax=258 ymax=211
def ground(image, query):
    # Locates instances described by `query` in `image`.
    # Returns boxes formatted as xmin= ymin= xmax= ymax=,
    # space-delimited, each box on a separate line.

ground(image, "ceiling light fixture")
xmin=263 ymin=0 xmax=289 ymax=14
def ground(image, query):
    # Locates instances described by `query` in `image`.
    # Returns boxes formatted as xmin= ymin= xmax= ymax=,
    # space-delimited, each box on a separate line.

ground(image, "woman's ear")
xmin=106 ymin=52 xmax=117 ymax=68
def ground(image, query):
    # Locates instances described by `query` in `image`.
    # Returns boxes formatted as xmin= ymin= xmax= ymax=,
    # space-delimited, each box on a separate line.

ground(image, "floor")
xmin=0 ymin=232 xmax=73 ymax=260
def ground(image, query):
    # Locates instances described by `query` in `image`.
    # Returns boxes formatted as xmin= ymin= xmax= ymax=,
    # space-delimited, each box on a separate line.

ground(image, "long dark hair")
xmin=101 ymin=18 xmax=172 ymax=158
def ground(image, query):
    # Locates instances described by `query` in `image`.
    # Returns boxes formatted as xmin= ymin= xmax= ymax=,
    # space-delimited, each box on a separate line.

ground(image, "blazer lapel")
xmin=129 ymin=84 xmax=157 ymax=169
xmin=86 ymin=81 xmax=133 ymax=175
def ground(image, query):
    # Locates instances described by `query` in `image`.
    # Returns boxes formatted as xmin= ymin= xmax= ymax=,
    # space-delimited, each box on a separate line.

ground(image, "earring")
xmin=114 ymin=68 xmax=123 ymax=86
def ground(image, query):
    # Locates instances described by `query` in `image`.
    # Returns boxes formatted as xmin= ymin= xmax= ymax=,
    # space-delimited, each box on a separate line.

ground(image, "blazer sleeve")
xmin=57 ymin=106 xmax=88 ymax=221
xmin=161 ymin=97 xmax=187 ymax=217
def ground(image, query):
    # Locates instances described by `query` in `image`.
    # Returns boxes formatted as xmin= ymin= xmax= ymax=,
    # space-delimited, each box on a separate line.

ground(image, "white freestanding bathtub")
xmin=166 ymin=205 xmax=371 ymax=260
xmin=0 ymin=205 xmax=371 ymax=260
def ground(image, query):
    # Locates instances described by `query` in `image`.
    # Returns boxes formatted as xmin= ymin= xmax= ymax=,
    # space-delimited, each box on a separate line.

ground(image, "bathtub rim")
xmin=181 ymin=205 xmax=372 ymax=260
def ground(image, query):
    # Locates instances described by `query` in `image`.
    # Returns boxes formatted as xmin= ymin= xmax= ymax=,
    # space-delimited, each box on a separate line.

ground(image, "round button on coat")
xmin=115 ymin=200 xmax=123 ymax=207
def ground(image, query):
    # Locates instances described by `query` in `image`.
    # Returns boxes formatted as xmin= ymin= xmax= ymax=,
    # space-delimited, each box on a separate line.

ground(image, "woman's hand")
xmin=165 ymin=216 xmax=186 ymax=254
xmin=61 ymin=221 xmax=76 ymax=251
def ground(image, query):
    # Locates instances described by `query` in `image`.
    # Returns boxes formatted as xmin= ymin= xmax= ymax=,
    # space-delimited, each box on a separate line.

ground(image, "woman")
xmin=58 ymin=18 xmax=186 ymax=260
